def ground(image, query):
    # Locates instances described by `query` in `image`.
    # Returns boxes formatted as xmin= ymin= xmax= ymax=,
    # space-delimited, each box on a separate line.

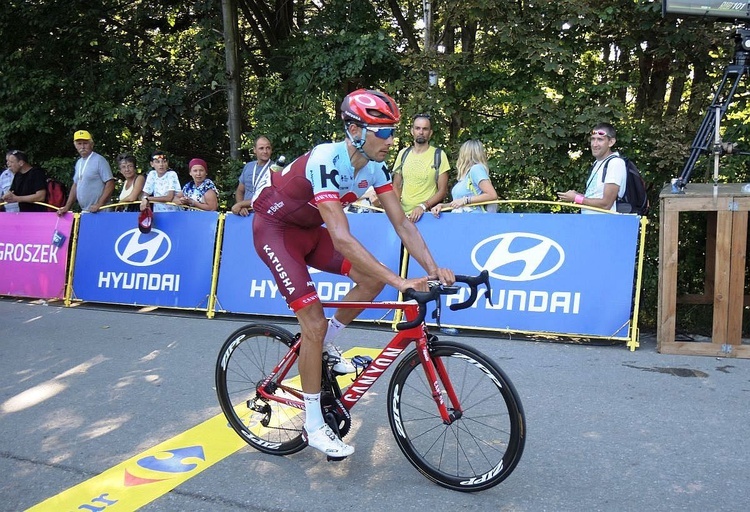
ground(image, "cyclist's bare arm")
xmin=318 ymin=200 xmax=425 ymax=291
xmin=392 ymin=172 xmax=403 ymax=201
xmin=378 ymin=189 xmax=455 ymax=286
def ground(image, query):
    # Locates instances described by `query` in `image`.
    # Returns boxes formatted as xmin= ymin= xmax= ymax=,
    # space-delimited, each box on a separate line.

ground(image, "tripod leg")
xmin=676 ymin=64 xmax=745 ymax=188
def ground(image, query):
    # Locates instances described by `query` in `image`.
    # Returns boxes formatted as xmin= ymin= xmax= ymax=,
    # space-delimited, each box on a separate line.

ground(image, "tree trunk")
xmin=222 ymin=0 xmax=243 ymax=159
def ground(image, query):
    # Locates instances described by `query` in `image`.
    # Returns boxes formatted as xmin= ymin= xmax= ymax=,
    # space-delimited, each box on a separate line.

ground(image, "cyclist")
xmin=251 ymin=89 xmax=455 ymax=459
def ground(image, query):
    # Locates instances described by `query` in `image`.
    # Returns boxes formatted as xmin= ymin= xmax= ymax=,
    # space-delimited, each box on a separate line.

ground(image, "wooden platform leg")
xmin=712 ymin=211 xmax=732 ymax=344
xmin=657 ymin=209 xmax=679 ymax=351
xmin=705 ymin=212 xmax=716 ymax=297
xmin=727 ymin=211 xmax=748 ymax=346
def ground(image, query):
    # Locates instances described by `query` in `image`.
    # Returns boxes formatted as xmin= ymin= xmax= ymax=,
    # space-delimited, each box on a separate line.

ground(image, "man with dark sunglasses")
xmin=557 ymin=122 xmax=626 ymax=213
xmin=392 ymin=113 xmax=450 ymax=222
xmin=250 ymin=89 xmax=454 ymax=459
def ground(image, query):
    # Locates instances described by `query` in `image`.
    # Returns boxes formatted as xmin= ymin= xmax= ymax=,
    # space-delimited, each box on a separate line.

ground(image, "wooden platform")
xmin=658 ymin=183 xmax=750 ymax=357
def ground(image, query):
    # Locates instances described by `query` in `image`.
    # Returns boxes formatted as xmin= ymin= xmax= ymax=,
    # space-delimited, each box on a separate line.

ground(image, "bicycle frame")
xmin=255 ymin=299 xmax=463 ymax=425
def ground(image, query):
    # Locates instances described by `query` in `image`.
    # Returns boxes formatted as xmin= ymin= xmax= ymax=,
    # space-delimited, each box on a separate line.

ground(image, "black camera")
xmin=663 ymin=1 xmax=750 ymax=21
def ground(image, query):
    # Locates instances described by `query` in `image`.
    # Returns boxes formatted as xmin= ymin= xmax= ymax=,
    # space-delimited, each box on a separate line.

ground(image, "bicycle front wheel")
xmin=215 ymin=323 xmax=306 ymax=456
xmin=387 ymin=341 xmax=525 ymax=492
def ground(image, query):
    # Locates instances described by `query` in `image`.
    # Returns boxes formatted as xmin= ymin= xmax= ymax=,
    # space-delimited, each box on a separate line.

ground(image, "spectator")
xmin=115 ymin=154 xmax=145 ymax=212
xmin=431 ymin=139 xmax=498 ymax=216
xmin=557 ymin=122 xmax=626 ymax=214
xmin=58 ymin=130 xmax=115 ymax=215
xmin=2 ymin=150 xmax=47 ymax=212
xmin=232 ymin=136 xmax=272 ymax=216
xmin=175 ymin=158 xmax=218 ymax=211
xmin=139 ymin=151 xmax=181 ymax=212
xmin=0 ymin=164 xmax=19 ymax=212
xmin=392 ymin=113 xmax=451 ymax=222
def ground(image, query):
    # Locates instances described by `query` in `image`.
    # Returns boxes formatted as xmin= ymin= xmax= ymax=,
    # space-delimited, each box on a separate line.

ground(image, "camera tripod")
xmin=674 ymin=27 xmax=750 ymax=191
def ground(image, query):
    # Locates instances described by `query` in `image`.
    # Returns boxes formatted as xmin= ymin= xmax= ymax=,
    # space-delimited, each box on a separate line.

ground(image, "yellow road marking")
xmin=26 ymin=348 xmax=382 ymax=511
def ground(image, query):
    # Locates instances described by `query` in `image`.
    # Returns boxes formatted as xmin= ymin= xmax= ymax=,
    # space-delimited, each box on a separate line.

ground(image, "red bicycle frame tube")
xmin=256 ymin=336 xmax=305 ymax=408
xmin=256 ymin=299 xmax=462 ymax=424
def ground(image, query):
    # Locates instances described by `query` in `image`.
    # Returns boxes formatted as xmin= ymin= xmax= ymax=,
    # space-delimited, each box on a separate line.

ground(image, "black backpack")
xmin=600 ymin=155 xmax=649 ymax=216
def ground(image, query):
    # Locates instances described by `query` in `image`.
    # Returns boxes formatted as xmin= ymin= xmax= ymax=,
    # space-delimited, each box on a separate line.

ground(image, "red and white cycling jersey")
xmin=252 ymin=141 xmax=393 ymax=227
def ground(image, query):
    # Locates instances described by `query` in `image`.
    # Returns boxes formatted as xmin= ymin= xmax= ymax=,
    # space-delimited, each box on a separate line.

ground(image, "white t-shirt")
xmin=143 ymin=169 xmax=181 ymax=212
xmin=583 ymin=152 xmax=627 ymax=214
xmin=0 ymin=168 xmax=19 ymax=212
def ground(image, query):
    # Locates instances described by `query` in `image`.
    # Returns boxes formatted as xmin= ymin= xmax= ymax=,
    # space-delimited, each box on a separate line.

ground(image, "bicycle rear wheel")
xmin=387 ymin=341 xmax=525 ymax=492
xmin=215 ymin=324 xmax=306 ymax=455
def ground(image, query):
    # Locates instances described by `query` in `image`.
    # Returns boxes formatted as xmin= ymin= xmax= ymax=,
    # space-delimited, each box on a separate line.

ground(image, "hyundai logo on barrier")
xmin=114 ymin=228 xmax=172 ymax=267
xmin=471 ymin=232 xmax=564 ymax=281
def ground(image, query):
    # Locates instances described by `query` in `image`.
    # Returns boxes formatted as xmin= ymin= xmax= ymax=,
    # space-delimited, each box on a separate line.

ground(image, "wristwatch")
xmin=419 ymin=202 xmax=428 ymax=211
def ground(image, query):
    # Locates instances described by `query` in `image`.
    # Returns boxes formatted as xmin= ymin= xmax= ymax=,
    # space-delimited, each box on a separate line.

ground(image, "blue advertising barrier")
xmin=407 ymin=212 xmax=640 ymax=338
xmin=215 ymin=213 xmax=401 ymax=321
xmin=72 ymin=211 xmax=218 ymax=308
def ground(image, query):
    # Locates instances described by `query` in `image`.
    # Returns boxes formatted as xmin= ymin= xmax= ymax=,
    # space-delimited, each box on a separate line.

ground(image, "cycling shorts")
xmin=252 ymin=213 xmax=351 ymax=311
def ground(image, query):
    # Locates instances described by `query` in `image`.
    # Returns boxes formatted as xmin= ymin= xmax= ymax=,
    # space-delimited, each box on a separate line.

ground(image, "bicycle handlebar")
xmin=397 ymin=270 xmax=491 ymax=331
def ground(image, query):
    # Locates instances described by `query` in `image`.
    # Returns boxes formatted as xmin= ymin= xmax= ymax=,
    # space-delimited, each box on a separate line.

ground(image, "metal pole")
xmin=424 ymin=0 xmax=437 ymax=86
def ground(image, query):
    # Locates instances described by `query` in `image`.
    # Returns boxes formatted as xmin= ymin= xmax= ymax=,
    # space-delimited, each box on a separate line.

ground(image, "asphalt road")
xmin=1 ymin=298 xmax=749 ymax=511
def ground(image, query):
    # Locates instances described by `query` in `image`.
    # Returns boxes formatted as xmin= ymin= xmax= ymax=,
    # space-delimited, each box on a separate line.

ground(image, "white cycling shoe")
xmin=303 ymin=424 xmax=354 ymax=458
xmin=323 ymin=343 xmax=356 ymax=374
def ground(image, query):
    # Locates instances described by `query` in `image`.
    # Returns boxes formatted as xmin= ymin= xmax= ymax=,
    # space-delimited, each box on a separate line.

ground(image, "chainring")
xmin=321 ymin=393 xmax=351 ymax=438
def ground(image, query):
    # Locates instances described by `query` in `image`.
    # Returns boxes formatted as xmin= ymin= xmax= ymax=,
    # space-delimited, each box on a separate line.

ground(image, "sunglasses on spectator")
xmin=591 ymin=130 xmax=611 ymax=137
xmin=366 ymin=126 xmax=396 ymax=139
xmin=412 ymin=113 xmax=431 ymax=120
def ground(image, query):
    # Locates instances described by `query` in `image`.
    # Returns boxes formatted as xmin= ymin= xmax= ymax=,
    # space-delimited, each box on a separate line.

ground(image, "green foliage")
xmin=213 ymin=158 xmax=245 ymax=210
xmin=2 ymin=0 xmax=749 ymax=333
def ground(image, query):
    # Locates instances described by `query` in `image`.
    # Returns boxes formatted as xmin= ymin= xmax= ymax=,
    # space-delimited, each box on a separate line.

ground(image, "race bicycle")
xmin=215 ymin=271 xmax=525 ymax=492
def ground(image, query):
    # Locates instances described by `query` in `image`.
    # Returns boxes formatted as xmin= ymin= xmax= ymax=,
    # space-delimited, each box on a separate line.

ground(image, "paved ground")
xmin=1 ymin=297 xmax=749 ymax=511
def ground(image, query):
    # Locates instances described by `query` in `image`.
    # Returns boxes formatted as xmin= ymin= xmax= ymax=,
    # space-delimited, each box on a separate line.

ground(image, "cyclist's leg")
xmin=305 ymin=227 xmax=384 ymax=374
xmin=252 ymin=215 xmax=325 ymax=396
xmin=306 ymin=227 xmax=385 ymax=325
xmin=294 ymin=301 xmax=326 ymax=396
xmin=252 ymin=217 xmax=353 ymax=457
xmin=332 ymin=265 xmax=386 ymax=323
xmin=295 ymin=301 xmax=354 ymax=457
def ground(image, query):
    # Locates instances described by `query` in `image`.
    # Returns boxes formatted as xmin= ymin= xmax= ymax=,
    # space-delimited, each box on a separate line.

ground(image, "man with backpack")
xmin=392 ymin=113 xmax=451 ymax=222
xmin=558 ymin=122 xmax=627 ymax=214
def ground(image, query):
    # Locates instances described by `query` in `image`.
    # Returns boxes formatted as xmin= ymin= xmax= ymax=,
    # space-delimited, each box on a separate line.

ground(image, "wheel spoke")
xmin=215 ymin=325 xmax=307 ymax=456
xmin=387 ymin=342 xmax=525 ymax=491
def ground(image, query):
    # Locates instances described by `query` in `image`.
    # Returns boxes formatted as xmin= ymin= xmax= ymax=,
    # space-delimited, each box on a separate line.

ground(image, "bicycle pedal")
xmin=326 ymin=455 xmax=347 ymax=462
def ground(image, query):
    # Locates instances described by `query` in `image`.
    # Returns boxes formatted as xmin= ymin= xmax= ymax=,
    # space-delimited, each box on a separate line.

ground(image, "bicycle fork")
xmin=416 ymin=335 xmax=463 ymax=424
